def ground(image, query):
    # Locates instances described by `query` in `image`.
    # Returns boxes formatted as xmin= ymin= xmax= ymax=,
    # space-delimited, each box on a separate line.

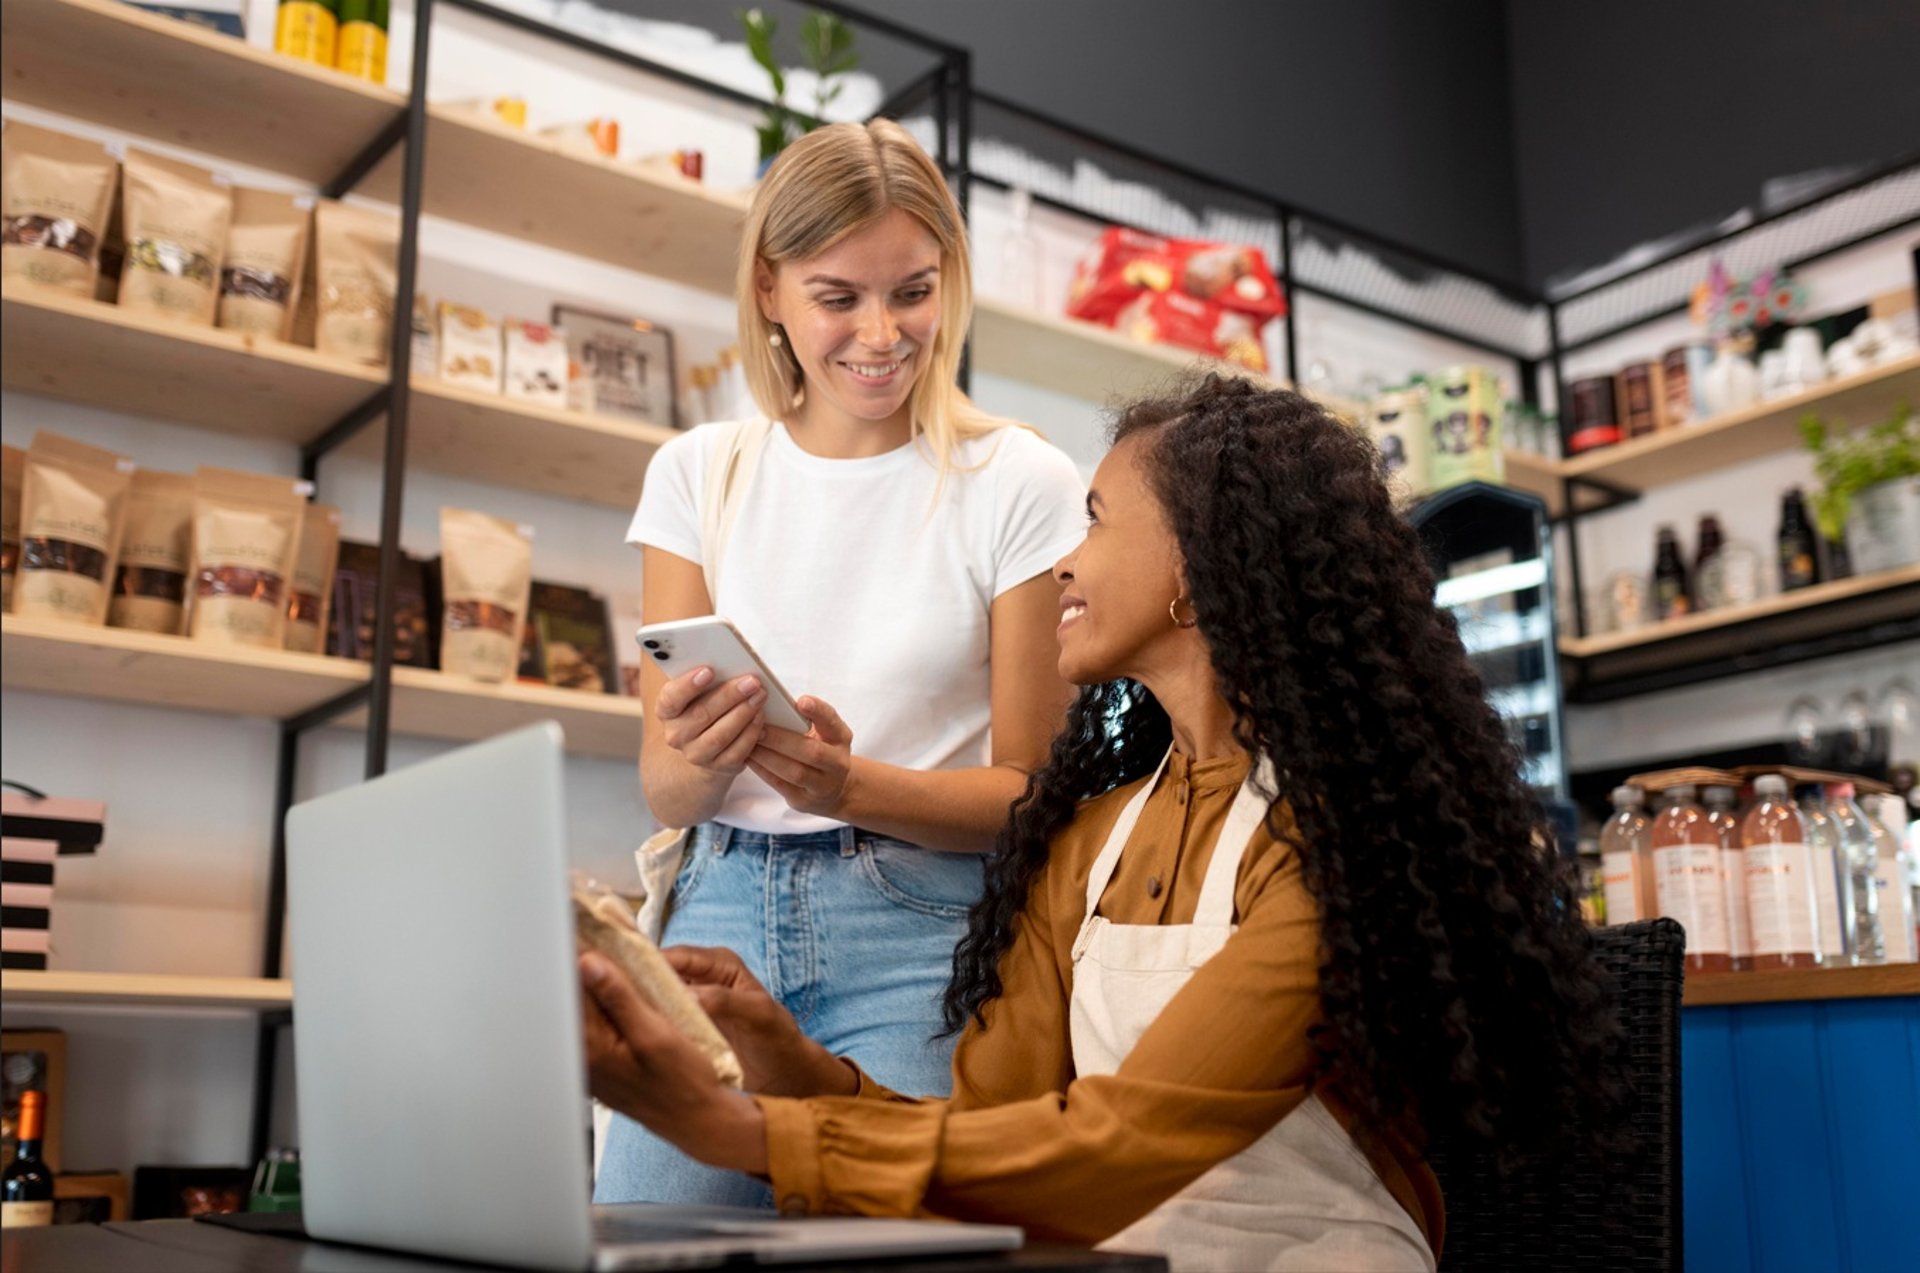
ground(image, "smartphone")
xmin=634 ymin=617 xmax=810 ymax=733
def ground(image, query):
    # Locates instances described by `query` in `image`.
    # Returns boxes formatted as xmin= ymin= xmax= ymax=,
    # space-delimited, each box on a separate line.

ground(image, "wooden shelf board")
xmin=334 ymin=667 xmax=646 ymax=761
xmin=1559 ymin=565 xmax=1920 ymax=659
xmin=1499 ymin=450 xmax=1563 ymax=516
xmin=337 ymin=380 xmax=680 ymax=510
xmin=1559 ymin=353 xmax=1920 ymax=493
xmin=0 ymin=970 xmax=293 ymax=1010
xmin=1 ymin=616 xmax=369 ymax=720
xmin=971 ymin=297 xmax=1279 ymax=404
xmin=1 ymin=284 xmax=388 ymax=440
xmin=359 ymin=108 xmax=751 ymax=293
xmin=1 ymin=0 xmax=403 ymax=186
xmin=1684 ymin=961 xmax=1920 ymax=1008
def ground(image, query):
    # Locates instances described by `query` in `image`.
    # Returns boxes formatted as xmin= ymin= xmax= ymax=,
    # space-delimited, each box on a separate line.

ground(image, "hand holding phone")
xmin=637 ymin=618 xmax=810 ymax=734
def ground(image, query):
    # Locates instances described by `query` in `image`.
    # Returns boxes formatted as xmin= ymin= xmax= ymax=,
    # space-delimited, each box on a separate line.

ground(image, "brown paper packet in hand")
xmin=189 ymin=467 xmax=308 ymax=648
xmin=16 ymin=432 xmax=133 ymax=625
xmin=108 ymin=468 xmax=195 ymax=635
xmin=571 ymin=871 xmax=743 ymax=1088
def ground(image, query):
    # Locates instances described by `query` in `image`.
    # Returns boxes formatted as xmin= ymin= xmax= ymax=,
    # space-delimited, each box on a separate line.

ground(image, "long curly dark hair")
xmin=944 ymin=374 xmax=1620 ymax=1158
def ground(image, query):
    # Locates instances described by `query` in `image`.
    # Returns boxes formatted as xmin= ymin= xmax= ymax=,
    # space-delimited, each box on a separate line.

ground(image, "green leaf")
xmin=739 ymin=8 xmax=786 ymax=98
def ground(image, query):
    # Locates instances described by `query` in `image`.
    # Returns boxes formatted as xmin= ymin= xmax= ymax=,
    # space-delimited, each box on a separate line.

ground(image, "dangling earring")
xmin=768 ymin=329 xmax=784 ymax=348
xmin=1169 ymin=596 xmax=1198 ymax=629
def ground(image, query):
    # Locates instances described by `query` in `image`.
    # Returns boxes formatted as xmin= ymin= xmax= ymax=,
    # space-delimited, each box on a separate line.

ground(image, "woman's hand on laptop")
xmin=747 ymin=695 xmax=855 ymax=817
xmin=580 ymin=952 xmax=769 ymax=1175
xmin=665 ymin=945 xmax=861 ymax=1100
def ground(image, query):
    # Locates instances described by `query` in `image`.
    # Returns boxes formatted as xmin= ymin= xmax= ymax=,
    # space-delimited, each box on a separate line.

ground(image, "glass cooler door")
xmin=1409 ymin=482 xmax=1572 ymax=821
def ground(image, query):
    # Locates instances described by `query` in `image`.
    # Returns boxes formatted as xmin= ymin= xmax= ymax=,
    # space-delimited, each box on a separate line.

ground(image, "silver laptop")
xmin=286 ymin=722 xmax=1022 ymax=1271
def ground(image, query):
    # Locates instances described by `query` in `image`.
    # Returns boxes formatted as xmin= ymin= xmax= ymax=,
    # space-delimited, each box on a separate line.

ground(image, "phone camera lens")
xmin=652 ymin=650 xmax=670 ymax=661
xmin=642 ymin=639 xmax=660 ymax=649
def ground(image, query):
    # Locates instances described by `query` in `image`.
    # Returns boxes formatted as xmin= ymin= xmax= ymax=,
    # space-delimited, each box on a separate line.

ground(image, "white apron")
xmin=1068 ymin=751 xmax=1435 ymax=1273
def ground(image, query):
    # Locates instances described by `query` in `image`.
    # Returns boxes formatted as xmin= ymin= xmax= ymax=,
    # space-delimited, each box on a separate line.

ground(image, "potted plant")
xmin=741 ymin=8 xmax=859 ymax=172
xmin=1801 ymin=404 xmax=1920 ymax=574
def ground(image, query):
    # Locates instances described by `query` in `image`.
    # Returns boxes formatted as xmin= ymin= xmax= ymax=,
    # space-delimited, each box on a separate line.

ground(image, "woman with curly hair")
xmin=580 ymin=375 xmax=1621 ymax=1270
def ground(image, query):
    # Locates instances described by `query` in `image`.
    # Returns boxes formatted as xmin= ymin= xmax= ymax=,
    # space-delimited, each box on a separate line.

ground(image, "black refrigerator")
xmin=1409 ymin=481 xmax=1576 ymax=846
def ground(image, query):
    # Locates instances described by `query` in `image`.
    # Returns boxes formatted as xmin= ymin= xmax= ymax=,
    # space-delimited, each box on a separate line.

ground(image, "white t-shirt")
xmin=627 ymin=420 xmax=1087 ymax=835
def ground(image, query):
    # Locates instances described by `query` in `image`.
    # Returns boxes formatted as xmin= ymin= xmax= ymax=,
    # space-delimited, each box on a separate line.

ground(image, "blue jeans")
xmin=593 ymin=821 xmax=985 ymax=1207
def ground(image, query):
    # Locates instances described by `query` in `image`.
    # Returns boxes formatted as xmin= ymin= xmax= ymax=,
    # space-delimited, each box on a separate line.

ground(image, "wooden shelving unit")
xmin=0 ymin=0 xmax=403 ymax=185
xmin=364 ymin=666 xmax=646 ymax=762
xmin=1 ymin=615 xmax=369 ymax=721
xmin=1560 ymin=565 xmax=1920 ymax=660
xmin=1558 ymin=353 xmax=1920 ymax=494
xmin=359 ymin=106 xmax=752 ymax=293
xmin=0 ymin=970 xmax=293 ymax=1011
xmin=1683 ymin=962 xmax=1920 ymax=1008
xmin=0 ymin=617 xmax=645 ymax=760
xmin=1 ymin=285 xmax=387 ymax=443
xmin=2 ymin=285 xmax=677 ymax=509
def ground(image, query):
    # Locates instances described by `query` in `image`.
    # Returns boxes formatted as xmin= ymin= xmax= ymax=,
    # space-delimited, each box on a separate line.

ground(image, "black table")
xmin=1 ymin=1217 xmax=1167 ymax=1272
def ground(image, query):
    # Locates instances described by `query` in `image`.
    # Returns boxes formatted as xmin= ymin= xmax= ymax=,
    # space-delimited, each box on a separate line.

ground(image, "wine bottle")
xmin=337 ymin=0 xmax=390 ymax=85
xmin=1778 ymin=486 xmax=1822 ymax=592
xmin=1652 ymin=524 xmax=1692 ymax=620
xmin=1 ymin=1090 xmax=54 ymax=1228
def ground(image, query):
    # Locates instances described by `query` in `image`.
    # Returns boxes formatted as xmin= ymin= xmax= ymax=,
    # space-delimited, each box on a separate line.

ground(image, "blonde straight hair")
xmin=737 ymin=119 xmax=1009 ymax=472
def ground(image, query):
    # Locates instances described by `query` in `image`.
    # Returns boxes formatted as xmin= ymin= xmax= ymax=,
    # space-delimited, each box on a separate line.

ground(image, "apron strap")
xmin=1190 ymin=754 xmax=1279 ymax=932
xmin=1074 ymin=747 xmax=1174 ymax=944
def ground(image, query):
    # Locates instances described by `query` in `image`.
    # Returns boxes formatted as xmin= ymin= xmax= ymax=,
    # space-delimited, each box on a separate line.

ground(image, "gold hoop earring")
xmin=1169 ymin=597 xmax=1198 ymax=629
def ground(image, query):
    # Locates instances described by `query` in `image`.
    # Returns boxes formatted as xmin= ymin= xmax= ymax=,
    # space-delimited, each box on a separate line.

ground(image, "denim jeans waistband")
xmin=694 ymin=822 xmax=867 ymax=857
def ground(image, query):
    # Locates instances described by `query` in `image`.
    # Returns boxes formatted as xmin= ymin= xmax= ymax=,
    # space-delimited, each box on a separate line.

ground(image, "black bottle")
xmin=1778 ymin=487 xmax=1822 ymax=592
xmin=1652 ymin=525 xmax=1692 ymax=620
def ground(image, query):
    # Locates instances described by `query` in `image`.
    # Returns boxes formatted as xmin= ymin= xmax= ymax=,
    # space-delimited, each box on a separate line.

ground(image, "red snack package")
xmin=1114 ymin=290 xmax=1270 ymax=374
xmin=1067 ymin=227 xmax=1287 ymax=327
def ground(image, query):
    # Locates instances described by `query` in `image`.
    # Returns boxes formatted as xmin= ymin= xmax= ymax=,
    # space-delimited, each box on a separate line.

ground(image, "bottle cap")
xmin=1668 ymin=784 xmax=1698 ymax=800
xmin=1754 ymin=774 xmax=1789 ymax=797
xmin=1829 ymin=782 xmax=1856 ymax=799
xmin=1610 ymin=784 xmax=1643 ymax=807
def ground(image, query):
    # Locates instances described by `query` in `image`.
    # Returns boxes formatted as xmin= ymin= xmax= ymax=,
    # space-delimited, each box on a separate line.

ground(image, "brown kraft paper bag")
xmin=16 ymin=431 xmax=133 ymax=625
xmin=284 ymin=502 xmax=342 ymax=654
xmin=1 ymin=121 xmax=117 ymax=298
xmin=118 ymin=148 xmax=231 ymax=326
xmin=108 ymin=469 xmax=195 ymax=634
xmin=189 ymin=467 xmax=307 ymax=648
xmin=314 ymin=200 xmax=398 ymax=365
xmin=439 ymin=507 xmax=533 ymax=684
xmin=219 ymin=187 xmax=310 ymax=340
xmin=2 ymin=443 xmax=24 ymax=612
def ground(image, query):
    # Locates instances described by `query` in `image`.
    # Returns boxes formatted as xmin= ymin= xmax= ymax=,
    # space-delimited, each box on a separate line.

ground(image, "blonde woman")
xmin=599 ymin=119 xmax=1086 ymax=1207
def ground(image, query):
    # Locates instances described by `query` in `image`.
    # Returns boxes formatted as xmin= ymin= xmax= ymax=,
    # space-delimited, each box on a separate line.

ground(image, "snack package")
xmin=539 ymin=119 xmax=619 ymax=161
xmin=1368 ymin=386 xmax=1431 ymax=498
xmin=313 ymin=200 xmax=398 ymax=365
xmin=447 ymin=97 xmax=528 ymax=129
xmin=1 ymin=121 xmax=118 ymax=297
xmin=326 ymin=539 xmax=435 ymax=666
xmin=117 ymin=148 xmax=231 ymax=326
xmin=16 ymin=432 xmax=134 ymax=625
xmin=1114 ymin=289 xmax=1269 ymax=373
xmin=437 ymin=508 xmax=532 ymax=683
xmin=1425 ymin=366 xmax=1506 ymax=491
xmin=1068 ymin=226 xmax=1286 ymax=327
xmin=284 ymin=503 xmax=342 ymax=654
xmin=108 ymin=469 xmax=195 ymax=634
xmin=571 ymin=871 xmax=743 ymax=1088
xmin=218 ymin=187 xmax=311 ymax=340
xmin=516 ymin=581 xmax=617 ymax=692
xmin=436 ymin=302 xmax=502 ymax=394
xmin=2 ymin=443 xmax=23 ymax=611
xmin=503 ymin=321 xmax=569 ymax=406
xmin=189 ymin=467 xmax=307 ymax=648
